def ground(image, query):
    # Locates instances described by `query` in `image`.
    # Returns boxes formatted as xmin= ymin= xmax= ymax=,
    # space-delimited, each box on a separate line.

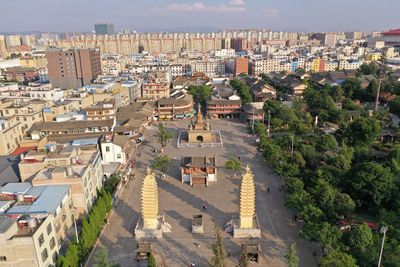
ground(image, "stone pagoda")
xmin=135 ymin=167 xmax=171 ymax=239
xmin=187 ymin=104 xmax=213 ymax=143
xmin=233 ymin=165 xmax=261 ymax=238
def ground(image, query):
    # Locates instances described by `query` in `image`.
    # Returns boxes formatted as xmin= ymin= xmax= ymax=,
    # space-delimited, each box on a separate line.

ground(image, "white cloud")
xmin=155 ymin=1 xmax=246 ymax=13
xmin=230 ymin=0 xmax=245 ymax=6
xmin=265 ymin=8 xmax=279 ymax=17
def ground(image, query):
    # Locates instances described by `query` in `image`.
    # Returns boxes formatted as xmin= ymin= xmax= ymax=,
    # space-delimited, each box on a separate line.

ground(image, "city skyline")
xmin=0 ymin=0 xmax=399 ymax=33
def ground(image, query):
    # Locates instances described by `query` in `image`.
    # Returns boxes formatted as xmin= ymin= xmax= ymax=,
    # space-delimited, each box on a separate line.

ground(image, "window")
xmin=49 ymin=237 xmax=56 ymax=249
xmin=105 ymin=146 xmax=110 ymax=152
xmin=38 ymin=233 xmax=44 ymax=246
xmin=52 ymin=252 xmax=58 ymax=264
xmin=117 ymin=153 xmax=121 ymax=159
xmin=41 ymin=248 xmax=48 ymax=262
xmin=46 ymin=224 xmax=52 ymax=235
xmin=23 ymin=117 xmax=27 ymax=121
xmin=0 ymin=256 xmax=6 ymax=261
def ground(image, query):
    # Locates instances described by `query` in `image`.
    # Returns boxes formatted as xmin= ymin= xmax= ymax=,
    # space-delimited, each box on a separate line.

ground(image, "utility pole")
xmin=378 ymin=226 xmax=388 ymax=267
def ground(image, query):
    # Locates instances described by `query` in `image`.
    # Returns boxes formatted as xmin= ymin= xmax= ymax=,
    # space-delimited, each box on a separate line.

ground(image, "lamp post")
xmin=378 ymin=225 xmax=388 ymax=267
xmin=72 ymin=207 xmax=79 ymax=244
xmin=267 ymin=111 xmax=271 ymax=138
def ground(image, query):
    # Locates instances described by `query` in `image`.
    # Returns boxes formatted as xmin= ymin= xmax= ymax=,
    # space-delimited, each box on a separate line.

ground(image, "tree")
xmin=57 ymin=243 xmax=80 ymax=267
xmin=148 ymin=251 xmax=156 ymax=267
xmin=317 ymin=134 xmax=337 ymax=152
xmin=389 ymin=96 xmax=400 ymax=117
xmin=104 ymin=174 xmax=121 ymax=193
xmin=151 ymin=155 xmax=172 ymax=178
xmin=348 ymin=162 xmax=394 ymax=211
xmin=157 ymin=123 xmax=173 ymax=149
xmin=224 ymin=158 xmax=242 ymax=178
xmin=210 ymin=226 xmax=226 ymax=267
xmin=344 ymin=117 xmax=381 ymax=146
xmin=94 ymin=247 xmax=120 ymax=267
xmin=284 ymin=177 xmax=312 ymax=210
xmin=285 ymin=243 xmax=299 ymax=267
xmin=347 ymin=223 xmax=373 ymax=257
xmin=238 ymin=244 xmax=249 ymax=267
xmin=187 ymin=85 xmax=212 ymax=106
xmin=319 ymin=249 xmax=358 ymax=267
xmin=301 ymin=222 xmax=342 ymax=249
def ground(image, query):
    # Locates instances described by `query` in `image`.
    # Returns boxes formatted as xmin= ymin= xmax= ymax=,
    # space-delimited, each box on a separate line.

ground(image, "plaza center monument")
xmin=177 ymin=104 xmax=223 ymax=147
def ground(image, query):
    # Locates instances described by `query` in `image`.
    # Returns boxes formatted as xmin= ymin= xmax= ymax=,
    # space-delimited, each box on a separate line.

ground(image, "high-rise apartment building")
xmin=311 ymin=33 xmax=337 ymax=47
xmin=46 ymin=48 xmax=101 ymax=89
xmin=0 ymin=35 xmax=8 ymax=58
xmin=5 ymin=35 xmax=21 ymax=48
xmin=94 ymin=23 xmax=115 ymax=35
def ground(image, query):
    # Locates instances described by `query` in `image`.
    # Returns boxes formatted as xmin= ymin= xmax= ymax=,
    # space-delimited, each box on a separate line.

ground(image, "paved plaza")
xmin=87 ymin=119 xmax=317 ymax=267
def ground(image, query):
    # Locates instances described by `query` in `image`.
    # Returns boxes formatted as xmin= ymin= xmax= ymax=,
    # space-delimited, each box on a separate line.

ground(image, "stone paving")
xmin=87 ymin=119 xmax=317 ymax=267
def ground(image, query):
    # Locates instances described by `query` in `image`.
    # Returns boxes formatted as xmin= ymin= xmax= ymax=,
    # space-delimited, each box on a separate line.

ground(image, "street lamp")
xmin=378 ymin=225 xmax=388 ymax=267
xmin=267 ymin=111 xmax=271 ymax=138
xmin=72 ymin=207 xmax=79 ymax=244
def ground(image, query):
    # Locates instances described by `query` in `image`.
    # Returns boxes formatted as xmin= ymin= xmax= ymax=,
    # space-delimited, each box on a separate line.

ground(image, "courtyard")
xmin=87 ymin=119 xmax=317 ymax=267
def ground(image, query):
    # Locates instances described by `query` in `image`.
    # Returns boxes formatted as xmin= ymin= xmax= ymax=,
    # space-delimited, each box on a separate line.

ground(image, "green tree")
xmin=187 ymin=85 xmax=213 ymax=106
xmin=210 ymin=226 xmax=226 ymax=267
xmin=151 ymin=155 xmax=172 ymax=178
xmin=225 ymin=158 xmax=242 ymax=178
xmin=319 ymin=249 xmax=358 ymax=267
xmin=94 ymin=247 xmax=120 ymax=267
xmin=344 ymin=117 xmax=381 ymax=146
xmin=347 ymin=223 xmax=373 ymax=257
xmin=317 ymin=134 xmax=337 ymax=152
xmin=57 ymin=243 xmax=80 ymax=267
xmin=104 ymin=174 xmax=121 ymax=193
xmin=157 ymin=123 xmax=173 ymax=149
xmin=237 ymin=244 xmax=249 ymax=267
xmin=148 ymin=251 xmax=156 ymax=267
xmin=348 ymin=162 xmax=394 ymax=211
xmin=301 ymin=222 xmax=342 ymax=249
xmin=389 ymin=96 xmax=400 ymax=117
xmin=359 ymin=62 xmax=377 ymax=75
xmin=285 ymin=243 xmax=299 ymax=267
xmin=284 ymin=177 xmax=312 ymax=210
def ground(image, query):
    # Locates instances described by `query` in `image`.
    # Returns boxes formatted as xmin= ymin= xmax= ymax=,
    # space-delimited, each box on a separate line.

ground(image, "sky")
xmin=0 ymin=0 xmax=399 ymax=33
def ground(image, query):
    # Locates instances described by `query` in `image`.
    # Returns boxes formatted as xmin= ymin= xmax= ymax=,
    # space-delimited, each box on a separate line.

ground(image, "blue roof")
xmin=71 ymin=138 xmax=99 ymax=146
xmin=0 ymin=183 xmax=31 ymax=194
xmin=6 ymin=185 xmax=70 ymax=215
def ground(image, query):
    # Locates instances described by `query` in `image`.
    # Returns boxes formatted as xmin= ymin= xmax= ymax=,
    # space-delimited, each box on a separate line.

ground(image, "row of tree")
xmin=57 ymin=189 xmax=114 ymax=267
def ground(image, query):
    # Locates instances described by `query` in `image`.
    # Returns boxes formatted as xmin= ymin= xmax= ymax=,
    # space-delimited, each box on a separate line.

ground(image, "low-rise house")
xmin=0 ymin=117 xmax=23 ymax=155
xmin=18 ymin=143 xmax=103 ymax=216
xmin=0 ymin=215 xmax=59 ymax=267
xmin=0 ymin=183 xmax=73 ymax=245
xmin=28 ymin=119 xmax=114 ymax=140
xmin=181 ymin=156 xmax=217 ymax=186
xmin=243 ymin=102 xmax=265 ymax=122
xmin=101 ymin=134 xmax=135 ymax=165
xmin=157 ymin=92 xmax=193 ymax=120
xmin=85 ymin=99 xmax=116 ymax=121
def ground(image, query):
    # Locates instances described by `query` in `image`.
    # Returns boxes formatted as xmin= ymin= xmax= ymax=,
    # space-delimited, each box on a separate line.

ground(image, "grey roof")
xmin=0 ymin=156 xmax=21 ymax=186
xmin=0 ymin=182 xmax=31 ymax=195
xmin=7 ymin=185 xmax=70 ymax=215
xmin=0 ymin=216 xmax=16 ymax=233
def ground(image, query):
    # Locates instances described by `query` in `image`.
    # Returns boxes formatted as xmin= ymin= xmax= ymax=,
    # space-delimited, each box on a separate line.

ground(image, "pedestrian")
xmin=267 ymin=187 xmax=270 ymax=193
xmin=279 ymin=187 xmax=282 ymax=192
xmin=189 ymin=262 xmax=195 ymax=267
xmin=227 ymin=249 xmax=231 ymax=257
xmin=294 ymin=214 xmax=298 ymax=222
xmin=238 ymin=156 xmax=241 ymax=160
